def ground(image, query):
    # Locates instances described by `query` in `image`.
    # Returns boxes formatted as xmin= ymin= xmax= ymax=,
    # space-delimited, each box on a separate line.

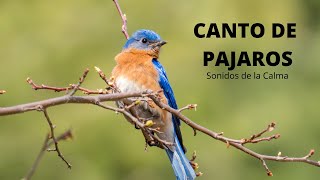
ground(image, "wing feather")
xmin=152 ymin=59 xmax=186 ymax=152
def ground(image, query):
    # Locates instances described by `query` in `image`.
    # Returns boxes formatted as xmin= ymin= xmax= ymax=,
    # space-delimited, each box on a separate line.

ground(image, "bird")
xmin=112 ymin=29 xmax=196 ymax=180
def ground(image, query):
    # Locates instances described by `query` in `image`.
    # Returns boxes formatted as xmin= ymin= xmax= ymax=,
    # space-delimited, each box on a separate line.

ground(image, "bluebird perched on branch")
xmin=112 ymin=29 xmax=196 ymax=180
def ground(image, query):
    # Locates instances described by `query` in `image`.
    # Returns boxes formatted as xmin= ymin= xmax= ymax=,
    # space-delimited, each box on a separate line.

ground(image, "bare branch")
xmin=261 ymin=159 xmax=273 ymax=176
xmin=26 ymin=78 xmax=72 ymax=92
xmin=0 ymin=91 xmax=145 ymax=116
xmin=150 ymin=133 xmax=175 ymax=146
xmin=94 ymin=66 xmax=109 ymax=85
xmin=41 ymin=108 xmax=71 ymax=168
xmin=241 ymin=122 xmax=277 ymax=144
xmin=1 ymin=68 xmax=320 ymax=177
xmin=68 ymin=68 xmax=89 ymax=96
xmin=26 ymin=69 xmax=106 ymax=95
xmin=242 ymin=134 xmax=281 ymax=144
xmin=146 ymin=93 xmax=320 ymax=173
xmin=27 ymin=78 xmax=108 ymax=95
xmin=189 ymin=151 xmax=203 ymax=177
xmin=304 ymin=149 xmax=315 ymax=159
xmin=178 ymin=104 xmax=197 ymax=112
xmin=95 ymin=102 xmax=145 ymax=128
xmin=112 ymin=0 xmax=129 ymax=39
xmin=23 ymin=129 xmax=73 ymax=180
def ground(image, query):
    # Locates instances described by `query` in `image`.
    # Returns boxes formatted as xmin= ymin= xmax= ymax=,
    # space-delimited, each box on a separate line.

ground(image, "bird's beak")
xmin=153 ymin=40 xmax=167 ymax=47
xmin=158 ymin=40 xmax=167 ymax=46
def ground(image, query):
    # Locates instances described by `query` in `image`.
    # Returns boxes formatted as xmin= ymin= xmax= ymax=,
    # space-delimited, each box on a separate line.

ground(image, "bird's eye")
xmin=141 ymin=38 xmax=147 ymax=43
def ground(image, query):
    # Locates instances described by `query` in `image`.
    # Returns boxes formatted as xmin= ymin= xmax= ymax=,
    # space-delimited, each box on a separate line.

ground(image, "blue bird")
xmin=112 ymin=29 xmax=196 ymax=180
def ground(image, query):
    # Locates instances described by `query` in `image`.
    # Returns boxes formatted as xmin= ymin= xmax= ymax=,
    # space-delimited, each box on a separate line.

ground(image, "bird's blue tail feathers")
xmin=166 ymin=136 xmax=196 ymax=180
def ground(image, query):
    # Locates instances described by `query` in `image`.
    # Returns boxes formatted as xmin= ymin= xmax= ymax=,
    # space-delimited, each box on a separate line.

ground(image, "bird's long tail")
xmin=165 ymin=136 xmax=196 ymax=180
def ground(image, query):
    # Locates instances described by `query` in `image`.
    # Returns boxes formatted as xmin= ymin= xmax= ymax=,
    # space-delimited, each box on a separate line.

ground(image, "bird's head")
xmin=123 ymin=29 xmax=166 ymax=56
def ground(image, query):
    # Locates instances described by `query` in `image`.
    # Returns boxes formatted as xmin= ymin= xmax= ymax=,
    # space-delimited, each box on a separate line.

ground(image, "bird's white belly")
xmin=115 ymin=76 xmax=145 ymax=93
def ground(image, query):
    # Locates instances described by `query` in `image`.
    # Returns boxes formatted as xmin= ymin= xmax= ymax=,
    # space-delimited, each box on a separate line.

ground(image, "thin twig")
xmin=27 ymin=68 xmax=111 ymax=95
xmin=69 ymin=68 xmax=89 ymax=96
xmin=150 ymin=133 xmax=175 ymax=147
xmin=148 ymin=127 xmax=163 ymax=134
xmin=112 ymin=0 xmax=129 ymax=39
xmin=41 ymin=108 xmax=72 ymax=168
xmin=189 ymin=151 xmax=202 ymax=176
xmin=261 ymin=159 xmax=273 ymax=176
xmin=23 ymin=129 xmax=73 ymax=180
xmin=179 ymin=104 xmax=197 ymax=112
xmin=27 ymin=77 xmax=107 ymax=95
xmin=241 ymin=122 xmax=277 ymax=144
xmin=27 ymin=78 xmax=71 ymax=92
xmin=94 ymin=66 xmax=109 ymax=84
xmin=242 ymin=134 xmax=281 ymax=144
xmin=95 ymin=102 xmax=145 ymax=128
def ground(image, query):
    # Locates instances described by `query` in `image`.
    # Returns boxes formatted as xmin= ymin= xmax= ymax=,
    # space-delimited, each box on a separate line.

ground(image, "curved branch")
xmin=1 ymin=89 xmax=319 ymax=175
xmin=113 ymin=0 xmax=129 ymax=39
xmin=147 ymin=94 xmax=320 ymax=175
xmin=23 ymin=129 xmax=73 ymax=180
xmin=41 ymin=108 xmax=71 ymax=168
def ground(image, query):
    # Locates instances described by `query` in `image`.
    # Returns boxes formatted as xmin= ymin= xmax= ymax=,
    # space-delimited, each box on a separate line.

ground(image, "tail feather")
xmin=166 ymin=136 xmax=196 ymax=180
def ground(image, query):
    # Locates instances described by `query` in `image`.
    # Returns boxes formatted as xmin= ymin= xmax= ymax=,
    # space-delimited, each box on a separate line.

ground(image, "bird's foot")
xmin=134 ymin=123 xmax=140 ymax=129
xmin=147 ymin=140 xmax=165 ymax=149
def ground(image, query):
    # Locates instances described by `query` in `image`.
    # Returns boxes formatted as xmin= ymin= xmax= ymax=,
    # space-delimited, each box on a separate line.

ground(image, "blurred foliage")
xmin=0 ymin=0 xmax=320 ymax=179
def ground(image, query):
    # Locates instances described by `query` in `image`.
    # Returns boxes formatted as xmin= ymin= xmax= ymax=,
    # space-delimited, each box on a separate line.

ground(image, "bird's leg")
xmin=141 ymin=128 xmax=165 ymax=149
xmin=141 ymin=128 xmax=155 ymax=145
xmin=134 ymin=123 xmax=140 ymax=129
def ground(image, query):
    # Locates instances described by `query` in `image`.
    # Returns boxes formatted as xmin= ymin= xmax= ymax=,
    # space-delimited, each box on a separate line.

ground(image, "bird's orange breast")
xmin=112 ymin=48 xmax=161 ymax=92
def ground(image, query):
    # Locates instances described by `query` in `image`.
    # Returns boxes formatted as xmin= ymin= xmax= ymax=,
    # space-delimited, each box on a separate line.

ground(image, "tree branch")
xmin=68 ymin=68 xmax=89 ymax=96
xmin=23 ymin=129 xmax=73 ymax=180
xmin=146 ymin=93 xmax=320 ymax=175
xmin=41 ymin=108 xmax=71 ymax=168
xmin=26 ymin=69 xmax=108 ymax=95
xmin=0 ymin=91 xmax=145 ymax=116
xmin=1 ymin=68 xmax=320 ymax=177
xmin=112 ymin=0 xmax=129 ymax=39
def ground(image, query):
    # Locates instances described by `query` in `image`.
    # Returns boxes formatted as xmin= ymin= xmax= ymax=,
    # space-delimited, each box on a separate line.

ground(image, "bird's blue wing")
xmin=152 ymin=59 xmax=186 ymax=152
xmin=152 ymin=59 xmax=179 ymax=123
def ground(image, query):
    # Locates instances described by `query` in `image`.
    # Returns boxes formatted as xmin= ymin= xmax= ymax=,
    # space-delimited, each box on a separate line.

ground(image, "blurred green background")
xmin=1 ymin=0 xmax=320 ymax=179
